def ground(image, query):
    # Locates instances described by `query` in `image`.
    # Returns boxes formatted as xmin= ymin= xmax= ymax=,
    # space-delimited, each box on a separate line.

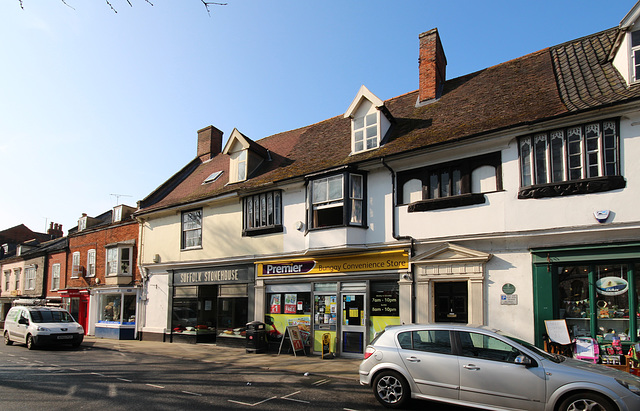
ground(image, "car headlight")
xmin=616 ymin=378 xmax=640 ymax=395
xmin=36 ymin=326 xmax=50 ymax=332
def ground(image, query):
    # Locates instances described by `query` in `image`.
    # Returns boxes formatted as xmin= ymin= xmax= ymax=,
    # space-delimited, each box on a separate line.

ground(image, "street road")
xmin=0 ymin=342 xmax=469 ymax=410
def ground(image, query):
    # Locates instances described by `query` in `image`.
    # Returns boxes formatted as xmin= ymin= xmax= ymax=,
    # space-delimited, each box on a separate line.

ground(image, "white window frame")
xmin=51 ymin=263 xmax=60 ymax=291
xmin=309 ymin=172 xmax=365 ymax=229
xmin=106 ymin=246 xmax=133 ymax=277
xmin=352 ymin=111 xmax=380 ymax=153
xmin=87 ymin=249 xmax=96 ymax=277
xmin=25 ymin=266 xmax=36 ymax=290
xmin=631 ymin=30 xmax=640 ymax=83
xmin=14 ymin=268 xmax=21 ymax=291
xmin=229 ymin=150 xmax=248 ymax=183
xmin=71 ymin=252 xmax=81 ymax=278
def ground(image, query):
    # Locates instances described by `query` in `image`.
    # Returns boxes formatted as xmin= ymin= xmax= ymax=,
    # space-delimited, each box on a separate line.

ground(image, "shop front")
xmin=533 ymin=242 xmax=640 ymax=349
xmin=58 ymin=288 xmax=89 ymax=334
xmin=256 ymin=250 xmax=409 ymax=357
xmin=170 ymin=264 xmax=253 ymax=346
xmin=93 ymin=287 xmax=139 ymax=340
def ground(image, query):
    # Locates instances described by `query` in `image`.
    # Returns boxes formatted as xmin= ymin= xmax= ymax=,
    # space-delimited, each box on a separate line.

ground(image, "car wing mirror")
xmin=515 ymin=354 xmax=533 ymax=366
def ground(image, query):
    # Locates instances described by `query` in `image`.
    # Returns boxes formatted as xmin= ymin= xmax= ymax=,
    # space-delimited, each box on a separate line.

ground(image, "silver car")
xmin=359 ymin=324 xmax=640 ymax=410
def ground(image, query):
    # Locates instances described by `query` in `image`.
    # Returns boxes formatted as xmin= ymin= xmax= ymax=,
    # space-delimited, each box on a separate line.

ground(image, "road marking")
xmin=117 ymin=377 xmax=132 ymax=382
xmin=228 ymin=395 xmax=278 ymax=407
xmin=91 ymin=372 xmax=106 ymax=377
xmin=312 ymin=378 xmax=330 ymax=386
xmin=281 ymin=391 xmax=310 ymax=404
xmin=181 ymin=391 xmax=202 ymax=396
xmin=146 ymin=383 xmax=165 ymax=389
xmin=69 ymin=368 xmax=81 ymax=371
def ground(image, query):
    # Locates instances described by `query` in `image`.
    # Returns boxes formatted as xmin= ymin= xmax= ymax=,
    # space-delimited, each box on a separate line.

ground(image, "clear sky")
xmin=0 ymin=0 xmax=635 ymax=236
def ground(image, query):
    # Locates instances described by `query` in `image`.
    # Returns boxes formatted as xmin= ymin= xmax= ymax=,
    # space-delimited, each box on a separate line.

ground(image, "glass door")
xmin=341 ymin=293 xmax=367 ymax=355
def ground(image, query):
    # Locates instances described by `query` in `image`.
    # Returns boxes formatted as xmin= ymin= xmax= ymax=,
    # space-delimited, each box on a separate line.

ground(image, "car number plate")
xmin=57 ymin=335 xmax=73 ymax=340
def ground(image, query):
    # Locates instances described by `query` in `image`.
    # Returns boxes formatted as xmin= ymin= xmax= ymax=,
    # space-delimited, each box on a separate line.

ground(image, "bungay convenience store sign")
xmin=257 ymin=250 xmax=408 ymax=277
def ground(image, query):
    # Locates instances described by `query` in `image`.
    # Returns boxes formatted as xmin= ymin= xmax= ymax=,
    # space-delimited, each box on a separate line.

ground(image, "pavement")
xmin=82 ymin=335 xmax=362 ymax=382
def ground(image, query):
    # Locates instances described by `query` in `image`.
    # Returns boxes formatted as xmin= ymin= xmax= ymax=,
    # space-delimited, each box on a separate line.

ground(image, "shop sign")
xmin=595 ymin=276 xmax=628 ymax=296
xmin=257 ymin=250 xmax=408 ymax=277
xmin=173 ymin=266 xmax=251 ymax=285
xmin=370 ymin=290 xmax=399 ymax=316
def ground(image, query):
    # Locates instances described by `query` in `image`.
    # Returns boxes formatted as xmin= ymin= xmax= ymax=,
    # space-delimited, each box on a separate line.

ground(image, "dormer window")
xmin=222 ymin=128 xmax=269 ymax=184
xmin=344 ymin=85 xmax=391 ymax=155
xmin=632 ymin=31 xmax=640 ymax=82
xmin=78 ymin=216 xmax=87 ymax=231
xmin=234 ymin=150 xmax=247 ymax=182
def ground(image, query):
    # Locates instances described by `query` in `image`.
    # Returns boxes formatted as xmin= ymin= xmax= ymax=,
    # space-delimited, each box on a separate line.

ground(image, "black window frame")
xmin=181 ymin=208 xmax=203 ymax=250
xmin=242 ymin=190 xmax=283 ymax=236
xmin=398 ymin=152 xmax=501 ymax=212
xmin=307 ymin=171 xmax=367 ymax=230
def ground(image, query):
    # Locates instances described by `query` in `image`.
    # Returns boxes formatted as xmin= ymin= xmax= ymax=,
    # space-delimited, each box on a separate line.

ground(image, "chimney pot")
xmin=418 ymin=28 xmax=447 ymax=105
xmin=197 ymin=125 xmax=224 ymax=161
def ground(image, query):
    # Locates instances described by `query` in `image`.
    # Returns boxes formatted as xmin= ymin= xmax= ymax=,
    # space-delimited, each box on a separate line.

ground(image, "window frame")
xmin=631 ymin=30 xmax=640 ymax=83
xmin=518 ymin=119 xmax=624 ymax=199
xmin=106 ymin=245 xmax=133 ymax=277
xmin=87 ymin=249 xmax=96 ymax=277
xmin=25 ymin=266 xmax=36 ymax=290
xmin=71 ymin=252 xmax=81 ymax=278
xmin=181 ymin=209 xmax=203 ymax=250
xmin=14 ymin=268 xmax=21 ymax=291
xmin=242 ymin=190 xmax=283 ymax=236
xmin=352 ymin=111 xmax=380 ymax=154
xmin=307 ymin=171 xmax=367 ymax=229
xmin=4 ymin=270 xmax=10 ymax=291
xmin=51 ymin=263 xmax=60 ymax=291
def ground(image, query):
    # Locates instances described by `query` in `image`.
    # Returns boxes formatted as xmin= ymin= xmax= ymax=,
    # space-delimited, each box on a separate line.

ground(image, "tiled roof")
xmin=138 ymin=27 xmax=640 ymax=214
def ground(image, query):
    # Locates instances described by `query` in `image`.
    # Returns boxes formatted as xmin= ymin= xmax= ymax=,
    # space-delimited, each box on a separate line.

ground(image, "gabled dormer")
xmin=611 ymin=2 xmax=640 ymax=85
xmin=222 ymin=128 xmax=270 ymax=184
xmin=112 ymin=204 xmax=136 ymax=223
xmin=344 ymin=85 xmax=392 ymax=155
xmin=78 ymin=213 xmax=100 ymax=232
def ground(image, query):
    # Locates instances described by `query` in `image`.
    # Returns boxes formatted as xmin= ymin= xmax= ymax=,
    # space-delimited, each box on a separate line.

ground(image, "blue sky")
xmin=0 ymin=0 xmax=635 ymax=235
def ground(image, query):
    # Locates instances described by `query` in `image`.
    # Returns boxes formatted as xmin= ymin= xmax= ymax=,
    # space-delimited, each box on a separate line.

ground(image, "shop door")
xmin=434 ymin=282 xmax=468 ymax=323
xmin=341 ymin=293 xmax=367 ymax=356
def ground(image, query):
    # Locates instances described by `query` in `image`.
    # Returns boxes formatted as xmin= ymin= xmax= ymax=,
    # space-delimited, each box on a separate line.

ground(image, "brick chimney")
xmin=418 ymin=28 xmax=447 ymax=105
xmin=197 ymin=125 xmax=224 ymax=161
xmin=47 ymin=222 xmax=64 ymax=238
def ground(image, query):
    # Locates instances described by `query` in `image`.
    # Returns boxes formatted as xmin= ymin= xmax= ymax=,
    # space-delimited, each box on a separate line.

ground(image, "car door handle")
xmin=463 ymin=364 xmax=480 ymax=370
xmin=406 ymin=356 xmax=421 ymax=362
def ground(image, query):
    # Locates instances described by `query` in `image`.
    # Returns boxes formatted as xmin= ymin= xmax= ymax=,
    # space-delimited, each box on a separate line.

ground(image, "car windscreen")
xmin=499 ymin=332 xmax=564 ymax=362
xmin=29 ymin=310 xmax=74 ymax=323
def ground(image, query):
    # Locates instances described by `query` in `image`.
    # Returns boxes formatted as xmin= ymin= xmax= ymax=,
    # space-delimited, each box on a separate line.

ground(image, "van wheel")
xmin=26 ymin=335 xmax=36 ymax=350
xmin=4 ymin=331 xmax=13 ymax=345
xmin=372 ymin=370 xmax=410 ymax=408
xmin=558 ymin=392 xmax=615 ymax=411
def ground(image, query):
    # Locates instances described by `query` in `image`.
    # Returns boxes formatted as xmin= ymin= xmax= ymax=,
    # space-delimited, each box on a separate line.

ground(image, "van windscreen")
xmin=29 ymin=310 xmax=74 ymax=323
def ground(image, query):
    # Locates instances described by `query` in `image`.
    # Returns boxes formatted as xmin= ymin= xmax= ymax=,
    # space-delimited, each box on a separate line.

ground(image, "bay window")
xmin=308 ymin=172 xmax=366 ymax=228
xmin=106 ymin=245 xmax=132 ymax=276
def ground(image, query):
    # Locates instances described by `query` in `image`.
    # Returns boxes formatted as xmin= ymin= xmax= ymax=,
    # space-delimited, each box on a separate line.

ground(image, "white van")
xmin=3 ymin=306 xmax=84 ymax=349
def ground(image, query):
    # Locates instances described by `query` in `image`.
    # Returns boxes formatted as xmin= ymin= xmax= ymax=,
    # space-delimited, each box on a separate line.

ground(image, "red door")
xmin=78 ymin=294 xmax=89 ymax=334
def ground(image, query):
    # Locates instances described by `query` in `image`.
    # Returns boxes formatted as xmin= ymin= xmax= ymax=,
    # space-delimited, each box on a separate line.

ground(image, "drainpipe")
xmin=135 ymin=216 xmax=147 ymax=340
xmin=381 ymin=158 xmax=415 ymax=324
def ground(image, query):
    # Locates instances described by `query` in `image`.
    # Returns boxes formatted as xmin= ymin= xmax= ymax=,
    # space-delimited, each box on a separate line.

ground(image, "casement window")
xmin=632 ymin=31 xmax=640 ymax=83
xmin=243 ymin=190 xmax=283 ymax=236
xmin=353 ymin=111 xmax=379 ymax=153
xmin=51 ymin=264 xmax=60 ymax=291
xmin=25 ymin=266 xmax=36 ymax=290
xmin=308 ymin=172 xmax=366 ymax=228
xmin=518 ymin=119 xmax=623 ymax=198
xmin=106 ymin=246 xmax=132 ymax=276
xmin=181 ymin=209 xmax=202 ymax=249
xmin=87 ymin=249 xmax=96 ymax=277
xmin=229 ymin=150 xmax=248 ymax=183
xmin=71 ymin=252 xmax=81 ymax=278
xmin=398 ymin=153 xmax=501 ymax=211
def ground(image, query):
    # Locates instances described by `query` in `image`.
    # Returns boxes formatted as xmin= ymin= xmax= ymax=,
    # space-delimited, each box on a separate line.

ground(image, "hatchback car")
xmin=4 ymin=306 xmax=84 ymax=349
xmin=359 ymin=324 xmax=640 ymax=410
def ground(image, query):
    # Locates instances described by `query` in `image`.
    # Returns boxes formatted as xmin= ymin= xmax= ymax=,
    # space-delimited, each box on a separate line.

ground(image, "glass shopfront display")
xmin=369 ymin=281 xmax=401 ymax=341
xmin=94 ymin=288 xmax=138 ymax=340
xmin=265 ymin=284 xmax=311 ymax=348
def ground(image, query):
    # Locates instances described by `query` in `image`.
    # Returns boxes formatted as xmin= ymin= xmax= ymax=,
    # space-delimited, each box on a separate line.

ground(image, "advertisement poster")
xmin=270 ymin=294 xmax=281 ymax=314
xmin=284 ymin=293 xmax=297 ymax=314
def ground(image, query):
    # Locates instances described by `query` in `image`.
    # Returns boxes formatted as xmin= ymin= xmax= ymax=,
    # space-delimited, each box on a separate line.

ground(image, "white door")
xmin=341 ymin=293 xmax=366 ymax=356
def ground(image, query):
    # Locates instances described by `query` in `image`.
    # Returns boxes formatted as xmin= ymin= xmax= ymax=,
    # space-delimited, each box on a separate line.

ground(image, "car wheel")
xmin=26 ymin=334 xmax=36 ymax=350
xmin=372 ymin=370 xmax=410 ymax=408
xmin=4 ymin=331 xmax=13 ymax=345
xmin=558 ymin=392 xmax=615 ymax=411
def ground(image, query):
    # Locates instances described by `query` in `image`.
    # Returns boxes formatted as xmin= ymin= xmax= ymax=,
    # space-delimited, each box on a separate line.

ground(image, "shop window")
xmin=99 ymin=293 xmax=136 ymax=324
xmin=558 ymin=264 xmax=637 ymax=340
xmin=308 ymin=172 xmax=366 ymax=228
xmin=217 ymin=284 xmax=248 ymax=339
xmin=266 ymin=291 xmax=311 ymax=345
xmin=370 ymin=281 xmax=401 ymax=340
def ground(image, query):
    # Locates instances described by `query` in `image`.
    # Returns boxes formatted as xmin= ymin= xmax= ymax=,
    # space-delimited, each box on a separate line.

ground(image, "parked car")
xmin=359 ymin=324 xmax=640 ymax=410
xmin=3 ymin=306 xmax=84 ymax=350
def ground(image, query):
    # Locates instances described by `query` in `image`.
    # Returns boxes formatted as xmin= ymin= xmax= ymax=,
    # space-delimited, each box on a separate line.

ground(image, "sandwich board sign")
xmin=278 ymin=325 xmax=306 ymax=356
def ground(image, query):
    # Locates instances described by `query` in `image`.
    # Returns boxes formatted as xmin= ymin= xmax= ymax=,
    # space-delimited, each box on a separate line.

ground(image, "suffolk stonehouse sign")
xmin=257 ymin=250 xmax=408 ymax=277
xmin=173 ymin=266 xmax=251 ymax=285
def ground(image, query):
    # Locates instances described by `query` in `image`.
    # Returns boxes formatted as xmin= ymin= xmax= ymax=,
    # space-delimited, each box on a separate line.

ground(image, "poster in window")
xmin=284 ymin=293 xmax=297 ymax=314
xmin=270 ymin=294 xmax=281 ymax=314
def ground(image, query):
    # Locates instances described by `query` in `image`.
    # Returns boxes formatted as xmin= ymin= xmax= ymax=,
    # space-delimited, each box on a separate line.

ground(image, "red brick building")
xmin=60 ymin=205 xmax=141 ymax=339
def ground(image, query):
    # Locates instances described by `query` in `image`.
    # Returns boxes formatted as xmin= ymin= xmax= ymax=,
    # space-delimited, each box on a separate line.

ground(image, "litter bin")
xmin=246 ymin=321 xmax=267 ymax=353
